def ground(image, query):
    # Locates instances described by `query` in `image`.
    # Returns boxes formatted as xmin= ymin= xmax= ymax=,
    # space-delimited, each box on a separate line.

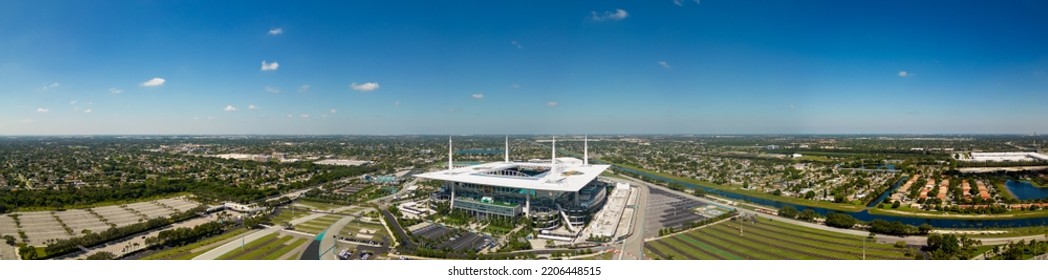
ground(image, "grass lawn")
xmin=294 ymin=200 xmax=344 ymax=211
xmin=140 ymin=227 xmax=253 ymax=260
xmin=294 ymin=215 xmax=343 ymax=234
xmin=271 ymin=209 xmax=312 ymax=225
xmin=645 ymin=218 xmax=909 ymax=260
xmin=337 ymin=206 xmax=367 ymax=215
xmin=337 ymin=220 xmax=389 ymax=242
xmin=971 ymin=245 xmax=996 ymax=259
xmin=216 ymin=233 xmax=308 ymax=260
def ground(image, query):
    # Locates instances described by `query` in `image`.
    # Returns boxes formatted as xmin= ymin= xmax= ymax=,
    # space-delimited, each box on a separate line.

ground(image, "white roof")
xmin=413 ymin=158 xmax=610 ymax=192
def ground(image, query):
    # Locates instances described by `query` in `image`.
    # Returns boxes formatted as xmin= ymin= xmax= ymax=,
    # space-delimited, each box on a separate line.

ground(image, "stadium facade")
xmin=414 ymin=136 xmax=611 ymax=231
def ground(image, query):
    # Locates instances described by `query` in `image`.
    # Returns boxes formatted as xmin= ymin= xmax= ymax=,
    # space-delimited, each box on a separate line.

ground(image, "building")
xmin=966 ymin=152 xmax=1048 ymax=162
xmin=414 ymin=136 xmax=611 ymax=232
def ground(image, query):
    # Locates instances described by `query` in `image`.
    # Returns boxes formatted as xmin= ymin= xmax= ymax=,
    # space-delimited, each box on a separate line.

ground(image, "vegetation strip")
xmin=216 ymin=233 xmax=279 ymax=260
xmin=714 ymin=223 xmax=905 ymax=260
xmin=749 ymin=221 xmax=904 ymax=255
xmin=698 ymin=224 xmax=793 ymax=259
xmin=700 ymin=226 xmax=832 ymax=259
xmin=679 ymin=229 xmax=759 ymax=260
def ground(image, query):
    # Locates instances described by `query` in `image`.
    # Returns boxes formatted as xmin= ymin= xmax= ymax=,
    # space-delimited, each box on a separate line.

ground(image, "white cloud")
xmin=394 ymin=100 xmax=401 ymax=106
xmin=657 ymin=61 xmax=672 ymax=69
xmin=83 ymin=108 xmax=92 ymax=113
xmin=70 ymin=100 xmax=78 ymax=105
xmin=248 ymin=104 xmax=257 ymax=110
xmin=471 ymin=93 xmax=485 ymax=99
xmin=546 ymin=101 xmax=559 ymax=107
xmin=591 ymin=9 xmax=628 ymax=21
xmin=298 ymin=84 xmax=311 ymax=93
xmin=140 ymin=77 xmax=166 ymax=87
xmin=42 ymin=82 xmax=61 ymax=90
xmin=511 ymin=84 xmax=520 ymax=89
xmin=265 ymin=86 xmax=281 ymax=94
xmin=261 ymin=60 xmax=279 ymax=71
xmin=36 ymin=108 xmax=49 ymax=113
xmin=109 ymin=88 xmax=124 ymax=94
xmin=898 ymin=71 xmax=911 ymax=77
xmin=267 ymin=27 xmax=283 ymax=36
xmin=351 ymin=82 xmax=380 ymax=92
xmin=329 ymin=109 xmax=337 ymax=114
xmin=299 ymin=114 xmax=309 ymax=119
xmin=511 ymin=40 xmax=523 ymax=49
xmin=224 ymin=105 xmax=237 ymax=112
xmin=674 ymin=0 xmax=683 ymax=6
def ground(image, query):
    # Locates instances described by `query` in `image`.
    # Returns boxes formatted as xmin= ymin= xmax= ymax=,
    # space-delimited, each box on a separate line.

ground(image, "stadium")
xmin=415 ymin=137 xmax=612 ymax=233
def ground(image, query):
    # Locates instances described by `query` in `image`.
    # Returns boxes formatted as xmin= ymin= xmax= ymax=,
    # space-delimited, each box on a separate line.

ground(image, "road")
xmin=617 ymin=180 xmax=648 ymax=260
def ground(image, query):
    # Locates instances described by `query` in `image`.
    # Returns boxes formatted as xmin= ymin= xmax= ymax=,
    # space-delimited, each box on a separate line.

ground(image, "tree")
xmin=86 ymin=251 xmax=115 ymax=260
xmin=824 ymin=213 xmax=857 ymax=229
xmin=2 ymin=235 xmax=15 ymax=246
xmin=797 ymin=209 xmax=819 ymax=222
xmin=894 ymin=240 xmax=907 ymax=249
xmin=891 ymin=200 xmax=901 ymax=209
xmin=918 ymin=223 xmax=933 ymax=235
xmin=778 ymin=206 xmax=799 ymax=219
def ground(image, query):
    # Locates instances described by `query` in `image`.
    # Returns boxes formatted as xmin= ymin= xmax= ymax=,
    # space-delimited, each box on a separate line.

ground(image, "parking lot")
xmin=0 ymin=215 xmax=17 ymax=238
xmin=410 ymin=223 xmax=494 ymax=252
xmin=13 ymin=211 xmax=70 ymax=246
xmin=644 ymin=187 xmax=709 ymax=237
xmin=0 ymin=197 xmax=202 ymax=246
xmin=54 ymin=210 xmax=110 ymax=236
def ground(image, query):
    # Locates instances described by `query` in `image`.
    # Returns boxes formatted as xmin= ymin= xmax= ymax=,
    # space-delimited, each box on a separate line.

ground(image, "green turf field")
xmin=644 ymin=219 xmax=910 ymax=260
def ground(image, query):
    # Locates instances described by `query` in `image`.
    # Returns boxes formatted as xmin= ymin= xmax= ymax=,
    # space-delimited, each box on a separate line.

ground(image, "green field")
xmin=141 ymin=228 xmax=252 ymax=260
xmin=216 ymin=233 xmax=308 ymax=260
xmin=337 ymin=220 xmax=389 ymax=243
xmin=294 ymin=200 xmax=344 ymax=211
xmin=294 ymin=215 xmax=343 ymax=234
xmin=644 ymin=219 xmax=911 ymax=260
xmin=271 ymin=208 xmax=312 ymax=225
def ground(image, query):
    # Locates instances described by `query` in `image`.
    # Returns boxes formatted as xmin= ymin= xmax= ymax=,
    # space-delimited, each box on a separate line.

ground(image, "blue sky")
xmin=1 ymin=0 xmax=1046 ymax=135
